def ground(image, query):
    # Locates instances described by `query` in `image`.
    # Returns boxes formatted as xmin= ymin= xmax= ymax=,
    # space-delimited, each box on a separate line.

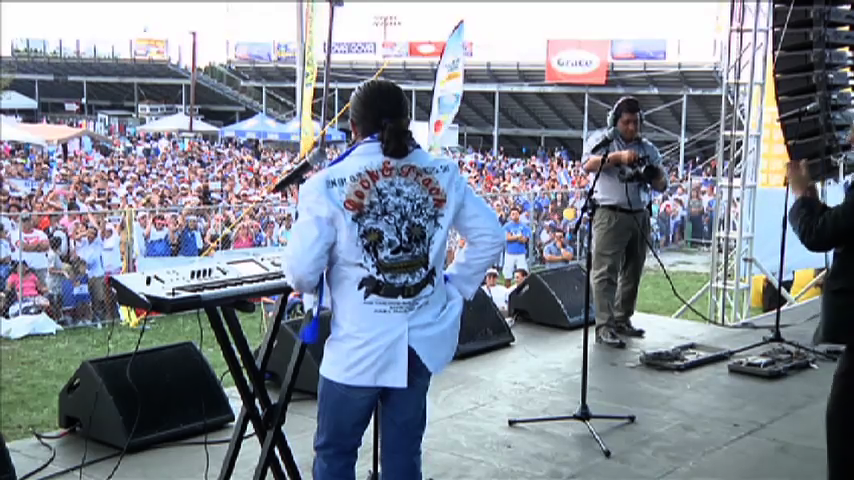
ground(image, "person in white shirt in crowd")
xmin=100 ymin=220 xmax=124 ymax=321
xmin=275 ymin=213 xmax=293 ymax=247
xmin=131 ymin=211 xmax=148 ymax=266
xmin=481 ymin=268 xmax=511 ymax=318
xmin=283 ymin=79 xmax=504 ymax=480
xmin=74 ymin=223 xmax=107 ymax=325
xmin=11 ymin=213 xmax=49 ymax=283
xmin=542 ymin=230 xmax=574 ymax=268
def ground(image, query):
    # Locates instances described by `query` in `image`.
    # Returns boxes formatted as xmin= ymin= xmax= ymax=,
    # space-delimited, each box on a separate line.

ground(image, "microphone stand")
xmin=311 ymin=5 xmax=385 ymax=479
xmin=507 ymin=147 xmax=636 ymax=458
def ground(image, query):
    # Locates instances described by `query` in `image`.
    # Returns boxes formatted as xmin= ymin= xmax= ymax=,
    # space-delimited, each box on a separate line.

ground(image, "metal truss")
xmin=676 ymin=0 xmax=771 ymax=325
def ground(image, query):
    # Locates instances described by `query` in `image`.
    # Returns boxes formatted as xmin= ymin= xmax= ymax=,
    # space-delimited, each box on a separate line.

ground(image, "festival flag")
xmin=299 ymin=0 xmax=319 ymax=157
xmin=427 ymin=21 xmax=465 ymax=153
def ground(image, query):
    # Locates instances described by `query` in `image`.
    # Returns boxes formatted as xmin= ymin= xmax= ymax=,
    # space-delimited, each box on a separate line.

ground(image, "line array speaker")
xmin=772 ymin=2 xmax=854 ymax=181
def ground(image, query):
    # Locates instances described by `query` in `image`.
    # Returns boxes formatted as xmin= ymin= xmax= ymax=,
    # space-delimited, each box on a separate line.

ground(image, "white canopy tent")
xmin=137 ymin=113 xmax=219 ymax=134
xmin=0 ymin=91 xmax=38 ymax=110
xmin=0 ymin=117 xmax=47 ymax=146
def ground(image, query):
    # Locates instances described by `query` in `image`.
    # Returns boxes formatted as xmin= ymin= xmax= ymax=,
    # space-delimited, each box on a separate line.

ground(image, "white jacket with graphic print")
xmin=283 ymin=139 xmax=504 ymax=388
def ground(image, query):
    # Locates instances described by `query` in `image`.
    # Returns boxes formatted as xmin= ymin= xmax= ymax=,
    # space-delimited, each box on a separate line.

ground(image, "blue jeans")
xmin=313 ymin=347 xmax=431 ymax=480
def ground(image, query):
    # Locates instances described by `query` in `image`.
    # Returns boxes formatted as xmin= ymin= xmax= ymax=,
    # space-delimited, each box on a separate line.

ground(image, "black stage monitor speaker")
xmin=265 ymin=311 xmax=332 ymax=395
xmin=266 ymin=291 xmax=517 ymax=391
xmin=508 ymin=263 xmax=594 ymax=329
xmin=772 ymin=3 xmax=854 ymax=181
xmin=455 ymin=287 xmax=515 ymax=359
xmin=58 ymin=342 xmax=234 ymax=452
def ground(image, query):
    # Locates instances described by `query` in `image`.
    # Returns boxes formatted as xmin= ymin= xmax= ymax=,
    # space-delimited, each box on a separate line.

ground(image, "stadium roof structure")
xmin=227 ymin=60 xmax=723 ymax=158
xmin=0 ymin=57 xmax=246 ymax=121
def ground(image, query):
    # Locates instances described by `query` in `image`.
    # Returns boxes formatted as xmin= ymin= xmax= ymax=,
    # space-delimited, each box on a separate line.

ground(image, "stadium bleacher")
xmin=226 ymin=61 xmax=722 ymax=156
xmin=2 ymin=58 xmax=246 ymax=123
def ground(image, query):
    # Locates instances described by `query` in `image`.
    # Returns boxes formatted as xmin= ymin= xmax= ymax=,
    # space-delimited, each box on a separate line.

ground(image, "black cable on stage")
xmin=623 ymin=180 xmax=802 ymax=330
xmin=195 ymin=309 xmax=211 ymax=480
xmin=103 ymin=312 xmax=150 ymax=480
xmin=623 ymin=182 xmax=717 ymax=324
xmin=17 ymin=428 xmax=70 ymax=480
xmin=32 ymin=430 xmax=258 ymax=480
xmin=76 ymin=311 xmax=123 ymax=480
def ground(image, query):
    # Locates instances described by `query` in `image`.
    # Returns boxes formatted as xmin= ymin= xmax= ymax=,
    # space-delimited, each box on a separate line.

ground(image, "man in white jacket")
xmin=283 ymin=79 xmax=504 ymax=480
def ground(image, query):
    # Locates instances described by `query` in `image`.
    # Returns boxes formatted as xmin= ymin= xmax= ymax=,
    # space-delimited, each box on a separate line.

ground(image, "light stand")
xmin=507 ymin=150 xmax=636 ymax=458
xmin=729 ymin=175 xmax=836 ymax=361
xmin=728 ymin=111 xmax=837 ymax=362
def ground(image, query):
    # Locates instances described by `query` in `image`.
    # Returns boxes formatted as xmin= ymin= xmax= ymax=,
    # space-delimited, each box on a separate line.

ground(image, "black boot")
xmin=595 ymin=325 xmax=626 ymax=348
xmin=615 ymin=322 xmax=645 ymax=338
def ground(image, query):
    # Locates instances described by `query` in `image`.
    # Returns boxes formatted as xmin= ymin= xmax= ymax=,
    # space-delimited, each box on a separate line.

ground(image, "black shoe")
xmin=615 ymin=323 xmax=645 ymax=338
xmin=595 ymin=326 xmax=626 ymax=348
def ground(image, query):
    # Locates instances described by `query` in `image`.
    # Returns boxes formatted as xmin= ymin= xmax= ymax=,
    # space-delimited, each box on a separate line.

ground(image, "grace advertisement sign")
xmin=545 ymin=40 xmax=610 ymax=85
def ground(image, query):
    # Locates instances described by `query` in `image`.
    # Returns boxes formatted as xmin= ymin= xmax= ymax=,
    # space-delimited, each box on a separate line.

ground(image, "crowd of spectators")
xmin=0 ymin=130 xmax=717 ymax=325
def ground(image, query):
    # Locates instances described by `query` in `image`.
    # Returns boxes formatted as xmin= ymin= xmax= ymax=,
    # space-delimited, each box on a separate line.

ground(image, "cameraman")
xmin=581 ymin=97 xmax=668 ymax=348
xmin=787 ymin=160 xmax=854 ymax=480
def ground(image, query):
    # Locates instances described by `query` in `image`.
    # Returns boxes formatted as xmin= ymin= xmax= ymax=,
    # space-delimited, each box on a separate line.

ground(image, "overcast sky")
xmin=1 ymin=2 xmax=725 ymax=63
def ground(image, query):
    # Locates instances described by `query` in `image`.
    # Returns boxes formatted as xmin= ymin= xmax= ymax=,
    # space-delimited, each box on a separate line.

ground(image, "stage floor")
xmin=9 ymin=300 xmax=831 ymax=479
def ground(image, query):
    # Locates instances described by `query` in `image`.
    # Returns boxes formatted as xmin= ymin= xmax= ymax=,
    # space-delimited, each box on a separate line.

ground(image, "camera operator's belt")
xmin=599 ymin=205 xmax=646 ymax=215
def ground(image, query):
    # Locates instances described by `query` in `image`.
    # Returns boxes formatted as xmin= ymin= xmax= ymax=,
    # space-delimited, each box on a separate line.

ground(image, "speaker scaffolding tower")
xmin=676 ymin=0 xmax=772 ymax=325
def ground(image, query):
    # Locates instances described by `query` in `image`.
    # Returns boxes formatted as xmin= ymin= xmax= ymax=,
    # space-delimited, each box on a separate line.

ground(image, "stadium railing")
xmin=1 ymin=184 xmax=705 ymax=325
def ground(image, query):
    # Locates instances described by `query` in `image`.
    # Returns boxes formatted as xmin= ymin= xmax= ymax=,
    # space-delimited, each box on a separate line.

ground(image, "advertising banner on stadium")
xmin=382 ymin=41 xmax=409 ymax=58
xmin=133 ymin=38 xmax=168 ymax=60
xmin=323 ymin=41 xmax=376 ymax=55
xmin=610 ymin=39 xmax=667 ymax=61
xmin=234 ymin=42 xmax=274 ymax=62
xmin=408 ymin=41 xmax=473 ymax=58
xmin=545 ymin=40 xmax=610 ymax=85
xmin=275 ymin=41 xmax=298 ymax=63
xmin=427 ymin=21 xmax=465 ymax=153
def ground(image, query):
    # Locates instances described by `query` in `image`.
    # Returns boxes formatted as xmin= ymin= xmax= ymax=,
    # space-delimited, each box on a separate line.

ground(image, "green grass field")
xmin=0 ymin=270 xmax=711 ymax=441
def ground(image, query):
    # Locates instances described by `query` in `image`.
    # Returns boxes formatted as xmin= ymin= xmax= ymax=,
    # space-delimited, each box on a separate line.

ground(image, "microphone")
xmin=272 ymin=147 xmax=328 ymax=193
xmin=778 ymin=102 xmax=819 ymax=122
xmin=590 ymin=128 xmax=617 ymax=155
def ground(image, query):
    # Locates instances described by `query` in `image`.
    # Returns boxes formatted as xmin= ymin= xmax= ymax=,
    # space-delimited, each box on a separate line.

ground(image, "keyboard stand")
xmin=206 ymin=294 xmax=305 ymax=480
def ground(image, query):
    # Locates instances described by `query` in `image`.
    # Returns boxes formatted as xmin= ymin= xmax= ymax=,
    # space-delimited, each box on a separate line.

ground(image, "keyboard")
xmin=110 ymin=255 xmax=293 ymax=314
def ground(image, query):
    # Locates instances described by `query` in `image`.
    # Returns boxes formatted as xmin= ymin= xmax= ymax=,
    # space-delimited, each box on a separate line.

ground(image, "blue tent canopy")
xmin=220 ymin=113 xmax=291 ymax=140
xmin=280 ymin=118 xmax=348 ymax=143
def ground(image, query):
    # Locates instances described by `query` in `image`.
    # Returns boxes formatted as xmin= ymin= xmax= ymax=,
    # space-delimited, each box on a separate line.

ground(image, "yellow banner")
xmin=299 ymin=0 xmax=318 ymax=156
xmin=758 ymin=58 xmax=789 ymax=188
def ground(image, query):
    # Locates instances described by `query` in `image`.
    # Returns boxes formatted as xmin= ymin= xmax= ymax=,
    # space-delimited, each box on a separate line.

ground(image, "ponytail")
xmin=379 ymin=119 xmax=413 ymax=159
xmin=349 ymin=79 xmax=413 ymax=159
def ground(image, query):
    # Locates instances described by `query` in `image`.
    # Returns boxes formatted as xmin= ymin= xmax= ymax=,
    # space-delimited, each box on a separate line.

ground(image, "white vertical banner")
xmin=427 ymin=21 xmax=465 ymax=153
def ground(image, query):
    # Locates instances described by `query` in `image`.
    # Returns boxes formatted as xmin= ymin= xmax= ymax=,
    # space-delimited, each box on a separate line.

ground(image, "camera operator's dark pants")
xmin=827 ymin=345 xmax=854 ymax=479
xmin=591 ymin=207 xmax=649 ymax=328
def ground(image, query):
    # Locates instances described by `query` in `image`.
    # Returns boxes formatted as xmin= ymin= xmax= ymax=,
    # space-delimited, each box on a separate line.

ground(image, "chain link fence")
xmin=1 ymin=183 xmax=711 ymax=324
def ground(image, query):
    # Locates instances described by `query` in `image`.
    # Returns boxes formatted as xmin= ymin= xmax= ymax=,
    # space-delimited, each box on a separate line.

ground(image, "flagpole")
xmin=296 ymin=0 xmax=306 ymax=122
xmin=319 ymin=1 xmax=338 ymax=148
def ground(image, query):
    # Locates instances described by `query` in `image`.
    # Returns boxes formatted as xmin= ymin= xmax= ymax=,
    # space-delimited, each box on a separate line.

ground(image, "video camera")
xmin=616 ymin=154 xmax=660 ymax=184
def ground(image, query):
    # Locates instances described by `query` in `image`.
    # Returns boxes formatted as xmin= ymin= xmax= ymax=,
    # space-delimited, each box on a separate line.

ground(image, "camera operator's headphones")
xmin=606 ymin=96 xmax=645 ymax=128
